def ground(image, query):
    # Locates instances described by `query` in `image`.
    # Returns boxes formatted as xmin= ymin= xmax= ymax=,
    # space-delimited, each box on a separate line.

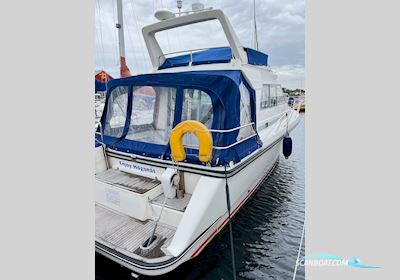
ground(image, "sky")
xmin=95 ymin=0 xmax=304 ymax=90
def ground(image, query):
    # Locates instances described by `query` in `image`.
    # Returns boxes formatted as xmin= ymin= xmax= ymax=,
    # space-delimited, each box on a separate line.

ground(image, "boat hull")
xmin=96 ymin=139 xmax=283 ymax=276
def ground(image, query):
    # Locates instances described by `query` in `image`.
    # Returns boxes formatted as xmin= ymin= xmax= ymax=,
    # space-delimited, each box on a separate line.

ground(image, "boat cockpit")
xmin=96 ymin=70 xmax=261 ymax=167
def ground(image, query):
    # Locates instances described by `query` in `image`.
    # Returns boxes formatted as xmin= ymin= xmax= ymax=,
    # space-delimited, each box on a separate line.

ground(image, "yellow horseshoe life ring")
xmin=170 ymin=120 xmax=213 ymax=163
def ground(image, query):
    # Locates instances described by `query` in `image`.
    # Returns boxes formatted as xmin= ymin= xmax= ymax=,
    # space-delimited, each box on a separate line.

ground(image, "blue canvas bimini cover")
xmin=158 ymin=47 xmax=268 ymax=70
xmin=158 ymin=47 xmax=233 ymax=70
xmin=97 ymin=70 xmax=261 ymax=166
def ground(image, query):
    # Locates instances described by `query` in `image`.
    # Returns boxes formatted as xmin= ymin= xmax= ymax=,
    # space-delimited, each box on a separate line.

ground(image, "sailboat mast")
xmin=116 ymin=0 xmax=132 ymax=77
xmin=253 ymin=0 xmax=259 ymax=50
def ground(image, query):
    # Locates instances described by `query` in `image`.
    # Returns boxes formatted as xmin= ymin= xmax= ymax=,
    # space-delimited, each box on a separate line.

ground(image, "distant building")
xmin=283 ymin=88 xmax=305 ymax=97
xmin=95 ymin=70 xmax=114 ymax=83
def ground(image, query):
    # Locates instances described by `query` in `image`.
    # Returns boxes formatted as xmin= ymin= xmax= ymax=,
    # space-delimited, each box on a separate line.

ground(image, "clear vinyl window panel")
xmin=181 ymin=89 xmax=213 ymax=147
xmin=103 ymin=86 xmax=129 ymax=138
xmin=126 ymin=86 xmax=176 ymax=145
xmin=237 ymin=82 xmax=255 ymax=140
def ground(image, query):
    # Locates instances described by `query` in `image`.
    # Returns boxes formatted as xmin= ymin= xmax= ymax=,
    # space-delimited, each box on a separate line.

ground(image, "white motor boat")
xmin=95 ymin=7 xmax=300 ymax=276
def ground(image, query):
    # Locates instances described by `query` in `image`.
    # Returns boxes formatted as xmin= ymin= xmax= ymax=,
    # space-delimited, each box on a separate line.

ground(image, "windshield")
xmin=155 ymin=20 xmax=229 ymax=55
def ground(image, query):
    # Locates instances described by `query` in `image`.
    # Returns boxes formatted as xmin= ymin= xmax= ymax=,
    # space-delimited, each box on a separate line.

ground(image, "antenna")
xmin=177 ymin=0 xmax=182 ymax=16
xmin=155 ymin=1 xmax=211 ymax=20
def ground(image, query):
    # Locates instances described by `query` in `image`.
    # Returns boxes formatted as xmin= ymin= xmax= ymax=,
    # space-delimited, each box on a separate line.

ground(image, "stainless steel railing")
xmin=158 ymin=46 xmax=234 ymax=67
xmin=95 ymin=121 xmax=110 ymax=169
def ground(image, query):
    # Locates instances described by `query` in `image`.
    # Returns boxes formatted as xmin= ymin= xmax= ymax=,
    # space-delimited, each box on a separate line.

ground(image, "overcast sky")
xmin=95 ymin=0 xmax=304 ymax=89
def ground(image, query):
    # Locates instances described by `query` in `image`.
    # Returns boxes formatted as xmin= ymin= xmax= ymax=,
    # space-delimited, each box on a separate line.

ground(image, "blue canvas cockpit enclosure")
xmin=97 ymin=70 xmax=262 ymax=166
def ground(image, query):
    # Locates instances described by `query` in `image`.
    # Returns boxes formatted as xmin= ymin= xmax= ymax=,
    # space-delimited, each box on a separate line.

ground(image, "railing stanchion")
xmin=95 ymin=121 xmax=110 ymax=169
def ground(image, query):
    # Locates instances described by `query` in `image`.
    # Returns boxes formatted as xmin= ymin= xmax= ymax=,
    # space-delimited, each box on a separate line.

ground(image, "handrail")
xmin=95 ymin=121 xmax=109 ymax=169
xmin=158 ymin=46 xmax=234 ymax=67
xmin=257 ymin=110 xmax=289 ymax=126
xmin=162 ymin=47 xmax=218 ymax=57
xmin=180 ymin=110 xmax=293 ymax=151
xmin=208 ymin=122 xmax=255 ymax=133
xmin=183 ymin=132 xmax=258 ymax=150
xmin=172 ymin=122 xmax=257 ymax=150
xmin=95 ymin=121 xmax=105 ymax=144
xmin=97 ymin=121 xmax=257 ymax=153
xmin=97 ymin=112 xmax=291 ymax=154
xmin=170 ymin=122 xmax=254 ymax=134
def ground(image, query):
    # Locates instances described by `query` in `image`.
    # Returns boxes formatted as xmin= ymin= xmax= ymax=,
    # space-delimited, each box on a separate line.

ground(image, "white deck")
xmin=95 ymin=204 xmax=176 ymax=262
xmin=151 ymin=193 xmax=192 ymax=212
xmin=96 ymin=168 xmax=160 ymax=194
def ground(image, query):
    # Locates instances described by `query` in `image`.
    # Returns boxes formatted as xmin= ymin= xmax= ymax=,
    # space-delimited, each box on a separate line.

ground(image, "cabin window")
xmin=270 ymin=85 xmax=278 ymax=106
xmin=125 ymin=86 xmax=176 ymax=145
xmin=103 ymin=86 xmax=129 ymax=138
xmin=181 ymin=89 xmax=214 ymax=146
xmin=276 ymin=86 xmax=287 ymax=104
xmin=261 ymin=84 xmax=283 ymax=108
xmin=237 ymin=82 xmax=255 ymax=140
xmin=260 ymin=85 xmax=270 ymax=109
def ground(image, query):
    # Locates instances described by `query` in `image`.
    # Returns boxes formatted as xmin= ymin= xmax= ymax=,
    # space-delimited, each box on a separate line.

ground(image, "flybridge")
xmin=142 ymin=9 xmax=261 ymax=69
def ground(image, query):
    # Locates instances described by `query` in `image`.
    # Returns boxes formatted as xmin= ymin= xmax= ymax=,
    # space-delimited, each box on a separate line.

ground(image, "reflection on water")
xmin=96 ymin=113 xmax=305 ymax=280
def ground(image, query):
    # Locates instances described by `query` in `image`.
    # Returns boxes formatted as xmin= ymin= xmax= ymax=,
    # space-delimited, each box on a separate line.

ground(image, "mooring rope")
xmin=292 ymin=219 xmax=305 ymax=280
xmin=224 ymin=165 xmax=237 ymax=280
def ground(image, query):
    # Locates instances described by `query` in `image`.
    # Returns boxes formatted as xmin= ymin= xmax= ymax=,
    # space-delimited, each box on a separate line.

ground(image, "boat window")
xmin=125 ymin=86 xmax=176 ymax=145
xmin=270 ymin=85 xmax=278 ymax=106
xmin=181 ymin=89 xmax=213 ymax=146
xmin=103 ymin=86 xmax=129 ymax=138
xmin=276 ymin=86 xmax=286 ymax=104
xmin=261 ymin=84 xmax=283 ymax=108
xmin=237 ymin=82 xmax=255 ymax=140
xmin=260 ymin=85 xmax=270 ymax=109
